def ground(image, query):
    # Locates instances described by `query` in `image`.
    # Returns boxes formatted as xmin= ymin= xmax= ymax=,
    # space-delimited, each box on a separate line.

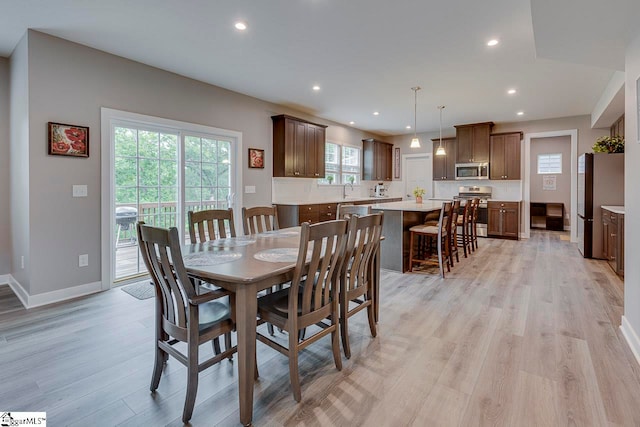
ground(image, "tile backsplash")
xmin=433 ymin=180 xmax=523 ymax=201
xmin=272 ymin=178 xmax=404 ymax=203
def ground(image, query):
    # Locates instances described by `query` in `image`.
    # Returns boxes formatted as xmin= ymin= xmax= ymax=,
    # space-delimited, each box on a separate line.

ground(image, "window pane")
xmin=343 ymin=146 xmax=360 ymax=167
xmin=325 ymin=142 xmax=339 ymax=167
xmin=139 ymin=159 xmax=159 ymax=186
xmin=185 ymin=136 xmax=201 ymax=162
xmin=115 ymin=157 xmax=137 ymax=187
xmin=114 ymin=127 xmax=137 ymax=157
xmin=342 ymin=174 xmax=359 ymax=185
xmin=218 ymin=140 xmax=231 ymax=164
xmin=202 ymin=138 xmax=217 ymax=163
xmin=538 ymin=153 xmax=562 ymax=174
xmin=185 ymin=162 xmax=201 ymax=187
xmin=138 ymin=131 xmax=159 ymax=158
xmin=201 ymin=163 xmax=217 ymax=188
xmin=159 ymin=134 xmax=177 ymax=160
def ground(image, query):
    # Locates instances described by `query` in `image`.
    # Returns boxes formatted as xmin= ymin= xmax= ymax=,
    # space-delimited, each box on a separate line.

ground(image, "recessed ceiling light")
xmin=517 ymin=111 xmax=524 ymax=116
xmin=406 ymin=125 xmax=411 ymax=129
xmin=508 ymin=89 xmax=517 ymax=95
xmin=373 ymin=111 xmax=380 ymax=116
xmin=234 ymin=22 xmax=247 ymax=30
xmin=312 ymin=85 xmax=320 ymax=91
xmin=349 ymin=121 xmax=355 ymax=125
xmin=487 ymin=39 xmax=499 ymax=47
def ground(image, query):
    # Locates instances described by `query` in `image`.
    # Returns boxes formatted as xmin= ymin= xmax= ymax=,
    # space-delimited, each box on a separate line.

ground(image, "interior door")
xmin=404 ymin=155 xmax=432 ymax=200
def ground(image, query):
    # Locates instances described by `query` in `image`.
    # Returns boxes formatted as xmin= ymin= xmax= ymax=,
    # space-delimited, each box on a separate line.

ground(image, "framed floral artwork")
xmin=248 ymin=148 xmax=264 ymax=168
xmin=48 ymin=122 xmax=89 ymax=158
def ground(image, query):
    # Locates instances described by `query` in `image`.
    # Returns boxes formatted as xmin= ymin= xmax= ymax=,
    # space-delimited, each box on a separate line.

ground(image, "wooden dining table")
xmin=181 ymin=226 xmax=381 ymax=425
xmin=181 ymin=227 xmax=302 ymax=425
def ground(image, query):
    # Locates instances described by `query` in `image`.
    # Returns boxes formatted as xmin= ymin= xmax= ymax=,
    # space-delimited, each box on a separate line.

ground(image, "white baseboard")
xmin=621 ymin=316 xmax=640 ymax=367
xmin=4 ymin=275 xmax=102 ymax=309
xmin=7 ymin=275 xmax=29 ymax=308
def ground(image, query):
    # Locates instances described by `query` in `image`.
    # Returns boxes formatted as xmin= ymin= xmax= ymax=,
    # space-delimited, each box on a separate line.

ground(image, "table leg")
xmin=236 ymin=285 xmax=258 ymax=426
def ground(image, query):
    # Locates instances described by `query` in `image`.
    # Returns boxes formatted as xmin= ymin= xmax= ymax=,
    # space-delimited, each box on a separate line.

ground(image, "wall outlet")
xmin=73 ymin=185 xmax=88 ymax=197
xmin=245 ymin=185 xmax=256 ymax=194
xmin=79 ymin=254 xmax=88 ymax=267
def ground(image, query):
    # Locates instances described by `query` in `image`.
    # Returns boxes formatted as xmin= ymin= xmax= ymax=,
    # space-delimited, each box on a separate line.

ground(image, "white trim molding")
xmin=523 ymin=129 xmax=578 ymax=242
xmin=621 ymin=316 xmax=640 ymax=367
xmin=3 ymin=275 xmax=101 ymax=309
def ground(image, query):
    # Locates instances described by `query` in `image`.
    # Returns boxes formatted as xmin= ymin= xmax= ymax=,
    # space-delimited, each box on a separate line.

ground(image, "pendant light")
xmin=435 ymin=105 xmax=446 ymax=156
xmin=410 ymin=87 xmax=421 ymax=148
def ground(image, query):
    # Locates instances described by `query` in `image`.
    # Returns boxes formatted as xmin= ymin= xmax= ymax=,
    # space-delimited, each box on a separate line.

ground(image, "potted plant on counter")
xmin=593 ymin=135 xmax=624 ymax=153
xmin=413 ymin=187 xmax=426 ymax=204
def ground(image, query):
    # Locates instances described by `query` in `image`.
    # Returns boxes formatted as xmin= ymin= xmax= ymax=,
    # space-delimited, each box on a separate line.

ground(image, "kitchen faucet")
xmin=343 ymin=183 xmax=353 ymax=199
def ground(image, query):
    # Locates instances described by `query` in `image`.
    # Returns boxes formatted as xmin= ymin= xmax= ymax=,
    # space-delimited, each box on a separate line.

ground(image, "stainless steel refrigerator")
xmin=577 ymin=153 xmax=624 ymax=258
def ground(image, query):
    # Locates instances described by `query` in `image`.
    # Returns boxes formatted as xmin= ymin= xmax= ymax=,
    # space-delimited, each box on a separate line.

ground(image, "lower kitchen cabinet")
xmin=276 ymin=198 xmax=402 ymax=228
xmin=602 ymin=207 xmax=624 ymax=277
xmin=488 ymin=201 xmax=520 ymax=239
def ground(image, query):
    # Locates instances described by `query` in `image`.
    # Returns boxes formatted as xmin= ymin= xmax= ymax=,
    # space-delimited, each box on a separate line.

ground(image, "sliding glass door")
xmin=111 ymin=123 xmax=237 ymax=282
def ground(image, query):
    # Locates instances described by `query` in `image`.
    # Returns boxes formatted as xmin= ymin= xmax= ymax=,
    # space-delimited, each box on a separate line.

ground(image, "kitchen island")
xmin=366 ymin=200 xmax=444 ymax=273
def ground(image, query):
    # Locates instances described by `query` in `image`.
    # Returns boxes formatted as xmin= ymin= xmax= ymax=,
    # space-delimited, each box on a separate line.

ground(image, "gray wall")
xmin=530 ymin=136 xmax=571 ymax=226
xmin=0 ymin=57 xmax=11 ymax=275
xmin=624 ymin=30 xmax=640 ymax=338
xmin=15 ymin=30 xmax=380 ymax=296
xmin=9 ymin=34 xmax=30 ymax=290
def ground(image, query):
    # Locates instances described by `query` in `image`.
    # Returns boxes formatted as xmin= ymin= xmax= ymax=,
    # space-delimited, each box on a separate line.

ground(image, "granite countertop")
xmin=273 ymin=196 xmax=401 ymax=205
xmin=363 ymin=200 xmax=444 ymax=212
xmin=601 ymin=205 xmax=625 ymax=215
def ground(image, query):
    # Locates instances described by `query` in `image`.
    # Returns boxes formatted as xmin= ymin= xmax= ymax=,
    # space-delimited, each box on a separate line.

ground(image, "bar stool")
xmin=408 ymin=202 xmax=452 ymax=278
xmin=456 ymin=202 xmax=472 ymax=257
xmin=469 ymin=198 xmax=480 ymax=251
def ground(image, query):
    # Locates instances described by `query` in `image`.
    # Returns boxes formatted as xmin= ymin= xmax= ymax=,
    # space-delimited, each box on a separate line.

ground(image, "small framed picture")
xmin=48 ymin=122 xmax=89 ymax=158
xmin=248 ymin=148 xmax=265 ymax=168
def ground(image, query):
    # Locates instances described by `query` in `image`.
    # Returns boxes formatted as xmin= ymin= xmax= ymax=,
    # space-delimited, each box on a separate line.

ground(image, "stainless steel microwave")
xmin=455 ymin=162 xmax=489 ymax=180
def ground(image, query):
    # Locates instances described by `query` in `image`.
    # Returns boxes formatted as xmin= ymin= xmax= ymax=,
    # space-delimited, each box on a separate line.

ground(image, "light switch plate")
xmin=245 ymin=185 xmax=256 ymax=194
xmin=73 ymin=185 xmax=88 ymax=197
xmin=79 ymin=254 xmax=88 ymax=267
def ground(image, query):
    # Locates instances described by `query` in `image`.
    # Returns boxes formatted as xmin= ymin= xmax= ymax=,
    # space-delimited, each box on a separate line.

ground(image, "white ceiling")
xmin=0 ymin=0 xmax=629 ymax=136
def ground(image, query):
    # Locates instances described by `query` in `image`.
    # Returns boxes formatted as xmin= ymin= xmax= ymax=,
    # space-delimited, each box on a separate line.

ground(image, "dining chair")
xmin=256 ymin=219 xmax=347 ymax=402
xmin=187 ymin=208 xmax=236 ymax=354
xmin=336 ymin=203 xmax=371 ymax=219
xmin=408 ymin=202 xmax=450 ymax=278
xmin=136 ymin=221 xmax=236 ymax=423
xmin=469 ymin=198 xmax=480 ymax=251
xmin=456 ymin=202 xmax=472 ymax=257
xmin=242 ymin=205 xmax=279 ymax=235
xmin=339 ymin=213 xmax=383 ymax=359
xmin=448 ymin=200 xmax=461 ymax=267
xmin=188 ymin=208 xmax=237 ymax=243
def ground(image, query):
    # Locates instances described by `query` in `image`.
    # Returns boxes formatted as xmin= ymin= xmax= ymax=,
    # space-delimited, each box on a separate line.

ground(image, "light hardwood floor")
xmin=1 ymin=231 xmax=639 ymax=426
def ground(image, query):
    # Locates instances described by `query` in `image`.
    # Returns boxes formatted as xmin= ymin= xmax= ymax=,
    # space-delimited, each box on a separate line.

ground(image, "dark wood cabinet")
xmin=454 ymin=122 xmax=493 ymax=163
xmin=272 ymin=115 xmax=327 ymax=178
xmin=602 ymin=207 xmax=624 ymax=276
xmin=432 ymin=137 xmax=456 ymax=180
xmin=488 ymin=201 xmax=520 ymax=239
xmin=490 ymin=132 xmax=522 ymax=180
xmin=276 ymin=198 xmax=402 ymax=228
xmin=362 ymin=138 xmax=393 ymax=181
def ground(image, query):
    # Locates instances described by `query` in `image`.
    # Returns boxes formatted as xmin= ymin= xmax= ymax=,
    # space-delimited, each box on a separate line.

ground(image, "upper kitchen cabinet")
xmin=272 ymin=114 xmax=327 ymax=178
xmin=362 ymin=138 xmax=393 ymax=181
xmin=431 ymin=137 xmax=456 ymax=180
xmin=454 ymin=122 xmax=493 ymax=163
xmin=490 ymin=132 xmax=522 ymax=180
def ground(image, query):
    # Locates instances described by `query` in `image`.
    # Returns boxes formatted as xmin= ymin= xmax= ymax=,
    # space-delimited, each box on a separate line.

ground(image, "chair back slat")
xmin=291 ymin=220 xmax=347 ymax=319
xmin=188 ymin=209 xmax=236 ymax=243
xmin=137 ymin=222 xmax=197 ymax=330
xmin=343 ymin=213 xmax=383 ymax=294
xmin=242 ymin=206 xmax=279 ymax=235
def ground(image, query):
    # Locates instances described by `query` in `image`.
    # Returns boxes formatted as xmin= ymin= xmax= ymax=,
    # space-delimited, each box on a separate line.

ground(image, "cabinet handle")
xmin=611 ymin=233 xmax=616 ymax=237
xmin=314 ymin=173 xmax=319 ymax=176
xmin=327 ymin=213 xmax=331 ymax=216
xmin=294 ymin=171 xmax=300 ymax=176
